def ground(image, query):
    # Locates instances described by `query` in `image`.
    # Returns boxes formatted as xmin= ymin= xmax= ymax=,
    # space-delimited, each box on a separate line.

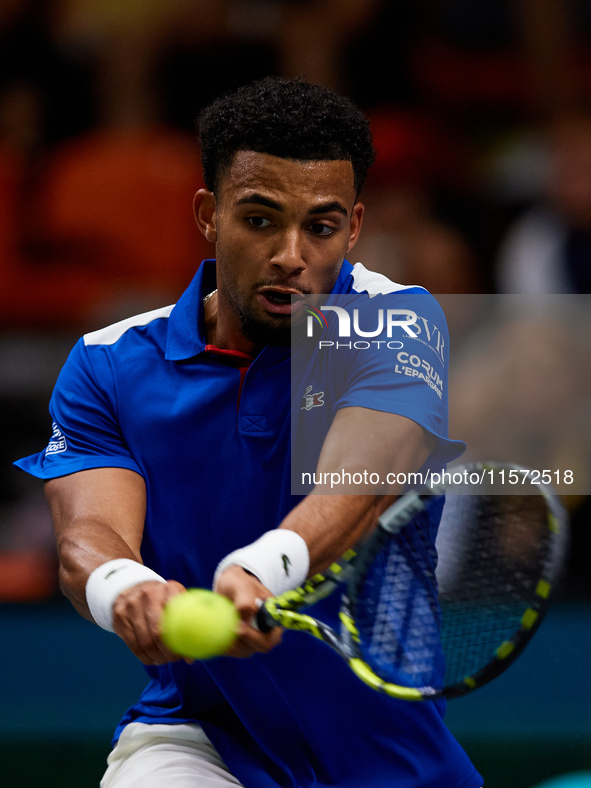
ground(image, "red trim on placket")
xmin=236 ymin=366 xmax=250 ymax=412
xmin=204 ymin=344 xmax=254 ymax=410
xmin=204 ymin=344 xmax=254 ymax=362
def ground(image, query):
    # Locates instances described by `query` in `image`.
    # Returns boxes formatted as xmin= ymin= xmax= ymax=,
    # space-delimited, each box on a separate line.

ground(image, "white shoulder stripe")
xmin=84 ymin=304 xmax=175 ymax=346
xmin=350 ymin=262 xmax=427 ymax=296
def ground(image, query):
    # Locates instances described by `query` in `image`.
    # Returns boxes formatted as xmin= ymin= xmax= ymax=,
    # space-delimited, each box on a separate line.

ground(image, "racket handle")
xmin=255 ymin=602 xmax=278 ymax=633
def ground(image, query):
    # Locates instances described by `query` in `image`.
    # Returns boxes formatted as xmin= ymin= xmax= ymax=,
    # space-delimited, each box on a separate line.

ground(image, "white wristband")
xmin=85 ymin=558 xmax=167 ymax=633
xmin=213 ymin=530 xmax=310 ymax=597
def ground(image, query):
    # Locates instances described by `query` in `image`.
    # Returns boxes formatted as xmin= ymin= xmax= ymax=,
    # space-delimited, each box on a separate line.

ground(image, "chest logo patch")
xmin=301 ymin=385 xmax=325 ymax=411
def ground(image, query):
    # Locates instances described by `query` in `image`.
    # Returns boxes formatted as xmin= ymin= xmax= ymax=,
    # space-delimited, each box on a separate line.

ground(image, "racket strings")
xmin=350 ymin=492 xmax=553 ymax=692
xmin=352 ymin=509 xmax=445 ymax=689
xmin=435 ymin=494 xmax=552 ymax=687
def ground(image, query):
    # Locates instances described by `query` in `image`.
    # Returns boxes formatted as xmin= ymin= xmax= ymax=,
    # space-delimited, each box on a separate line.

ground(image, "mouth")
xmin=256 ymin=288 xmax=306 ymax=315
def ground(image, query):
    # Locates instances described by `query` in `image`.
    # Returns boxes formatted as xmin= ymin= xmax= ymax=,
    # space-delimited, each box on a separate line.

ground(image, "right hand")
xmin=112 ymin=579 xmax=188 ymax=665
xmin=215 ymin=565 xmax=283 ymax=658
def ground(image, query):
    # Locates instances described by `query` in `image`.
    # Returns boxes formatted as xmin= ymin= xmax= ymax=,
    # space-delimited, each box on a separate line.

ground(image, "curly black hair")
xmin=197 ymin=76 xmax=375 ymax=197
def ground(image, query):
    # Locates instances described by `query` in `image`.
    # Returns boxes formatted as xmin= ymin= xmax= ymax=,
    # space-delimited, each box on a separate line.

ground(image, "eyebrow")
xmin=236 ymin=193 xmax=349 ymax=217
xmin=310 ymin=201 xmax=349 ymax=217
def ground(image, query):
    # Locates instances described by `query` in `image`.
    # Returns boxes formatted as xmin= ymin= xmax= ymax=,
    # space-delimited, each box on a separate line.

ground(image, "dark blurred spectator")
xmin=0 ymin=0 xmax=95 ymax=147
xmin=31 ymin=127 xmax=213 ymax=319
xmin=277 ymin=0 xmax=381 ymax=95
xmin=450 ymin=308 xmax=589 ymax=473
xmin=158 ymin=0 xmax=278 ymax=129
xmin=0 ymin=140 xmax=23 ymax=289
xmin=0 ymin=0 xmax=221 ymax=329
xmin=54 ymin=0 xmax=186 ymax=129
xmin=497 ymin=111 xmax=591 ymax=293
xmin=352 ymin=110 xmax=483 ymax=294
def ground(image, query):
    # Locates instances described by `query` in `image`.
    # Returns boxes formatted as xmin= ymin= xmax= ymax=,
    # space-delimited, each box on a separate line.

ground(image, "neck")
xmin=203 ymin=291 xmax=260 ymax=355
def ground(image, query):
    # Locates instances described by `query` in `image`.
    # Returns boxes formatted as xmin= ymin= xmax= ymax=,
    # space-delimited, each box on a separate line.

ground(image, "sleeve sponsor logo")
xmin=395 ymin=352 xmax=443 ymax=399
xmin=408 ymin=315 xmax=445 ymax=365
xmin=46 ymin=422 xmax=68 ymax=455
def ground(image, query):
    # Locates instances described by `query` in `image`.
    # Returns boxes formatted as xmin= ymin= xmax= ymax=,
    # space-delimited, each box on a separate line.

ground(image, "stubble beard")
xmin=218 ymin=253 xmax=341 ymax=348
xmin=237 ymin=299 xmax=293 ymax=347
xmin=222 ymin=273 xmax=296 ymax=348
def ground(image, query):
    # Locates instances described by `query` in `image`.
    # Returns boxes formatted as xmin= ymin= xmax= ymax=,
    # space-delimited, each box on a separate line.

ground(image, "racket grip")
xmin=255 ymin=602 xmax=278 ymax=633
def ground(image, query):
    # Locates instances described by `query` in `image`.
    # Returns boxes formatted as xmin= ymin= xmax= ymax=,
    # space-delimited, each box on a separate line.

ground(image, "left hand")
xmin=215 ymin=566 xmax=283 ymax=658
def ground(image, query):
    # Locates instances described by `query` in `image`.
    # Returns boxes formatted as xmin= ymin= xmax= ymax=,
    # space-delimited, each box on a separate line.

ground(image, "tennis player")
xmin=15 ymin=77 xmax=482 ymax=788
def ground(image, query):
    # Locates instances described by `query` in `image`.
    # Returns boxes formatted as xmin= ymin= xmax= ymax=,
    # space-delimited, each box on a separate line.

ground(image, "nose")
xmin=270 ymin=229 xmax=306 ymax=275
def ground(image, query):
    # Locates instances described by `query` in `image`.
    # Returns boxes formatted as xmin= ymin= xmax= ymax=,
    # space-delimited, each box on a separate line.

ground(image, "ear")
xmin=193 ymin=189 xmax=217 ymax=243
xmin=346 ymin=201 xmax=365 ymax=253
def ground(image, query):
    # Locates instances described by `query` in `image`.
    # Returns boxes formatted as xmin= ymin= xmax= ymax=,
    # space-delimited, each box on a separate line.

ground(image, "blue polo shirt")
xmin=15 ymin=259 xmax=481 ymax=788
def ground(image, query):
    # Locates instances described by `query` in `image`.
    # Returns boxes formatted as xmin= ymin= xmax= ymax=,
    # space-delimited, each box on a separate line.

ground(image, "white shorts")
xmin=101 ymin=721 xmax=484 ymax=788
xmin=100 ymin=722 xmax=245 ymax=788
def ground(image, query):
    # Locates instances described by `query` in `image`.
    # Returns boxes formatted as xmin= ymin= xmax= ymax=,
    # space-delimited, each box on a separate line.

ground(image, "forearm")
xmin=56 ymin=517 xmax=142 ymax=620
xmin=45 ymin=470 xmax=188 ymax=664
xmin=280 ymin=408 xmax=435 ymax=576
xmin=279 ymin=493 xmax=392 ymax=576
xmin=45 ymin=468 xmax=148 ymax=620
xmin=59 ymin=524 xmax=186 ymax=664
xmin=214 ymin=494 xmax=392 ymax=658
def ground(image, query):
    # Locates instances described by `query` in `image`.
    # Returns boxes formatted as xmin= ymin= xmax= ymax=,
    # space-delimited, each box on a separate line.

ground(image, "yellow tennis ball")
xmin=161 ymin=589 xmax=239 ymax=660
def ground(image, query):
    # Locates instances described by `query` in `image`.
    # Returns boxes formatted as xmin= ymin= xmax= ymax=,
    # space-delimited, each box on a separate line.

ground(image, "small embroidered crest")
xmin=301 ymin=385 xmax=325 ymax=411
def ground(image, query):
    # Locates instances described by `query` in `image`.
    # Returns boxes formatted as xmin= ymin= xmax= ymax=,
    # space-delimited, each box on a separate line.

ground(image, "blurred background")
xmin=1 ymin=0 xmax=590 ymax=786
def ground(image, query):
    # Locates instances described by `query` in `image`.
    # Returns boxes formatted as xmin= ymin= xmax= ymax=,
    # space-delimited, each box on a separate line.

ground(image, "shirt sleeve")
xmin=334 ymin=291 xmax=465 ymax=463
xmin=14 ymin=338 xmax=143 ymax=480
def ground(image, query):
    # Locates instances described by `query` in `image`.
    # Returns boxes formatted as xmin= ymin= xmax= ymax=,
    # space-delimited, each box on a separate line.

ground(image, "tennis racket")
xmin=255 ymin=462 xmax=568 ymax=701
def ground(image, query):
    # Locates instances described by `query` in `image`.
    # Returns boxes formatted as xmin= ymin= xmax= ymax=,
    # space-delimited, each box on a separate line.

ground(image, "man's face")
xmin=195 ymin=151 xmax=363 ymax=347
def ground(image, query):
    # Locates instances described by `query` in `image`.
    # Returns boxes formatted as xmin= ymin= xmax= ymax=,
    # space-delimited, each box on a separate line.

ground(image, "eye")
xmin=247 ymin=216 xmax=273 ymax=229
xmin=309 ymin=223 xmax=334 ymax=236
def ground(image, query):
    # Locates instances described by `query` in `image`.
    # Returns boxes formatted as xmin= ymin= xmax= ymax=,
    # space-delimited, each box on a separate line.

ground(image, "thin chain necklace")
xmin=203 ymin=288 xmax=217 ymax=306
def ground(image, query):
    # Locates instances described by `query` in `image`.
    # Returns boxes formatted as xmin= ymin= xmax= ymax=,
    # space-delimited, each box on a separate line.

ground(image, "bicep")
xmin=315 ymin=407 xmax=435 ymax=494
xmin=282 ymin=409 xmax=434 ymax=572
xmin=45 ymin=467 xmax=147 ymax=560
